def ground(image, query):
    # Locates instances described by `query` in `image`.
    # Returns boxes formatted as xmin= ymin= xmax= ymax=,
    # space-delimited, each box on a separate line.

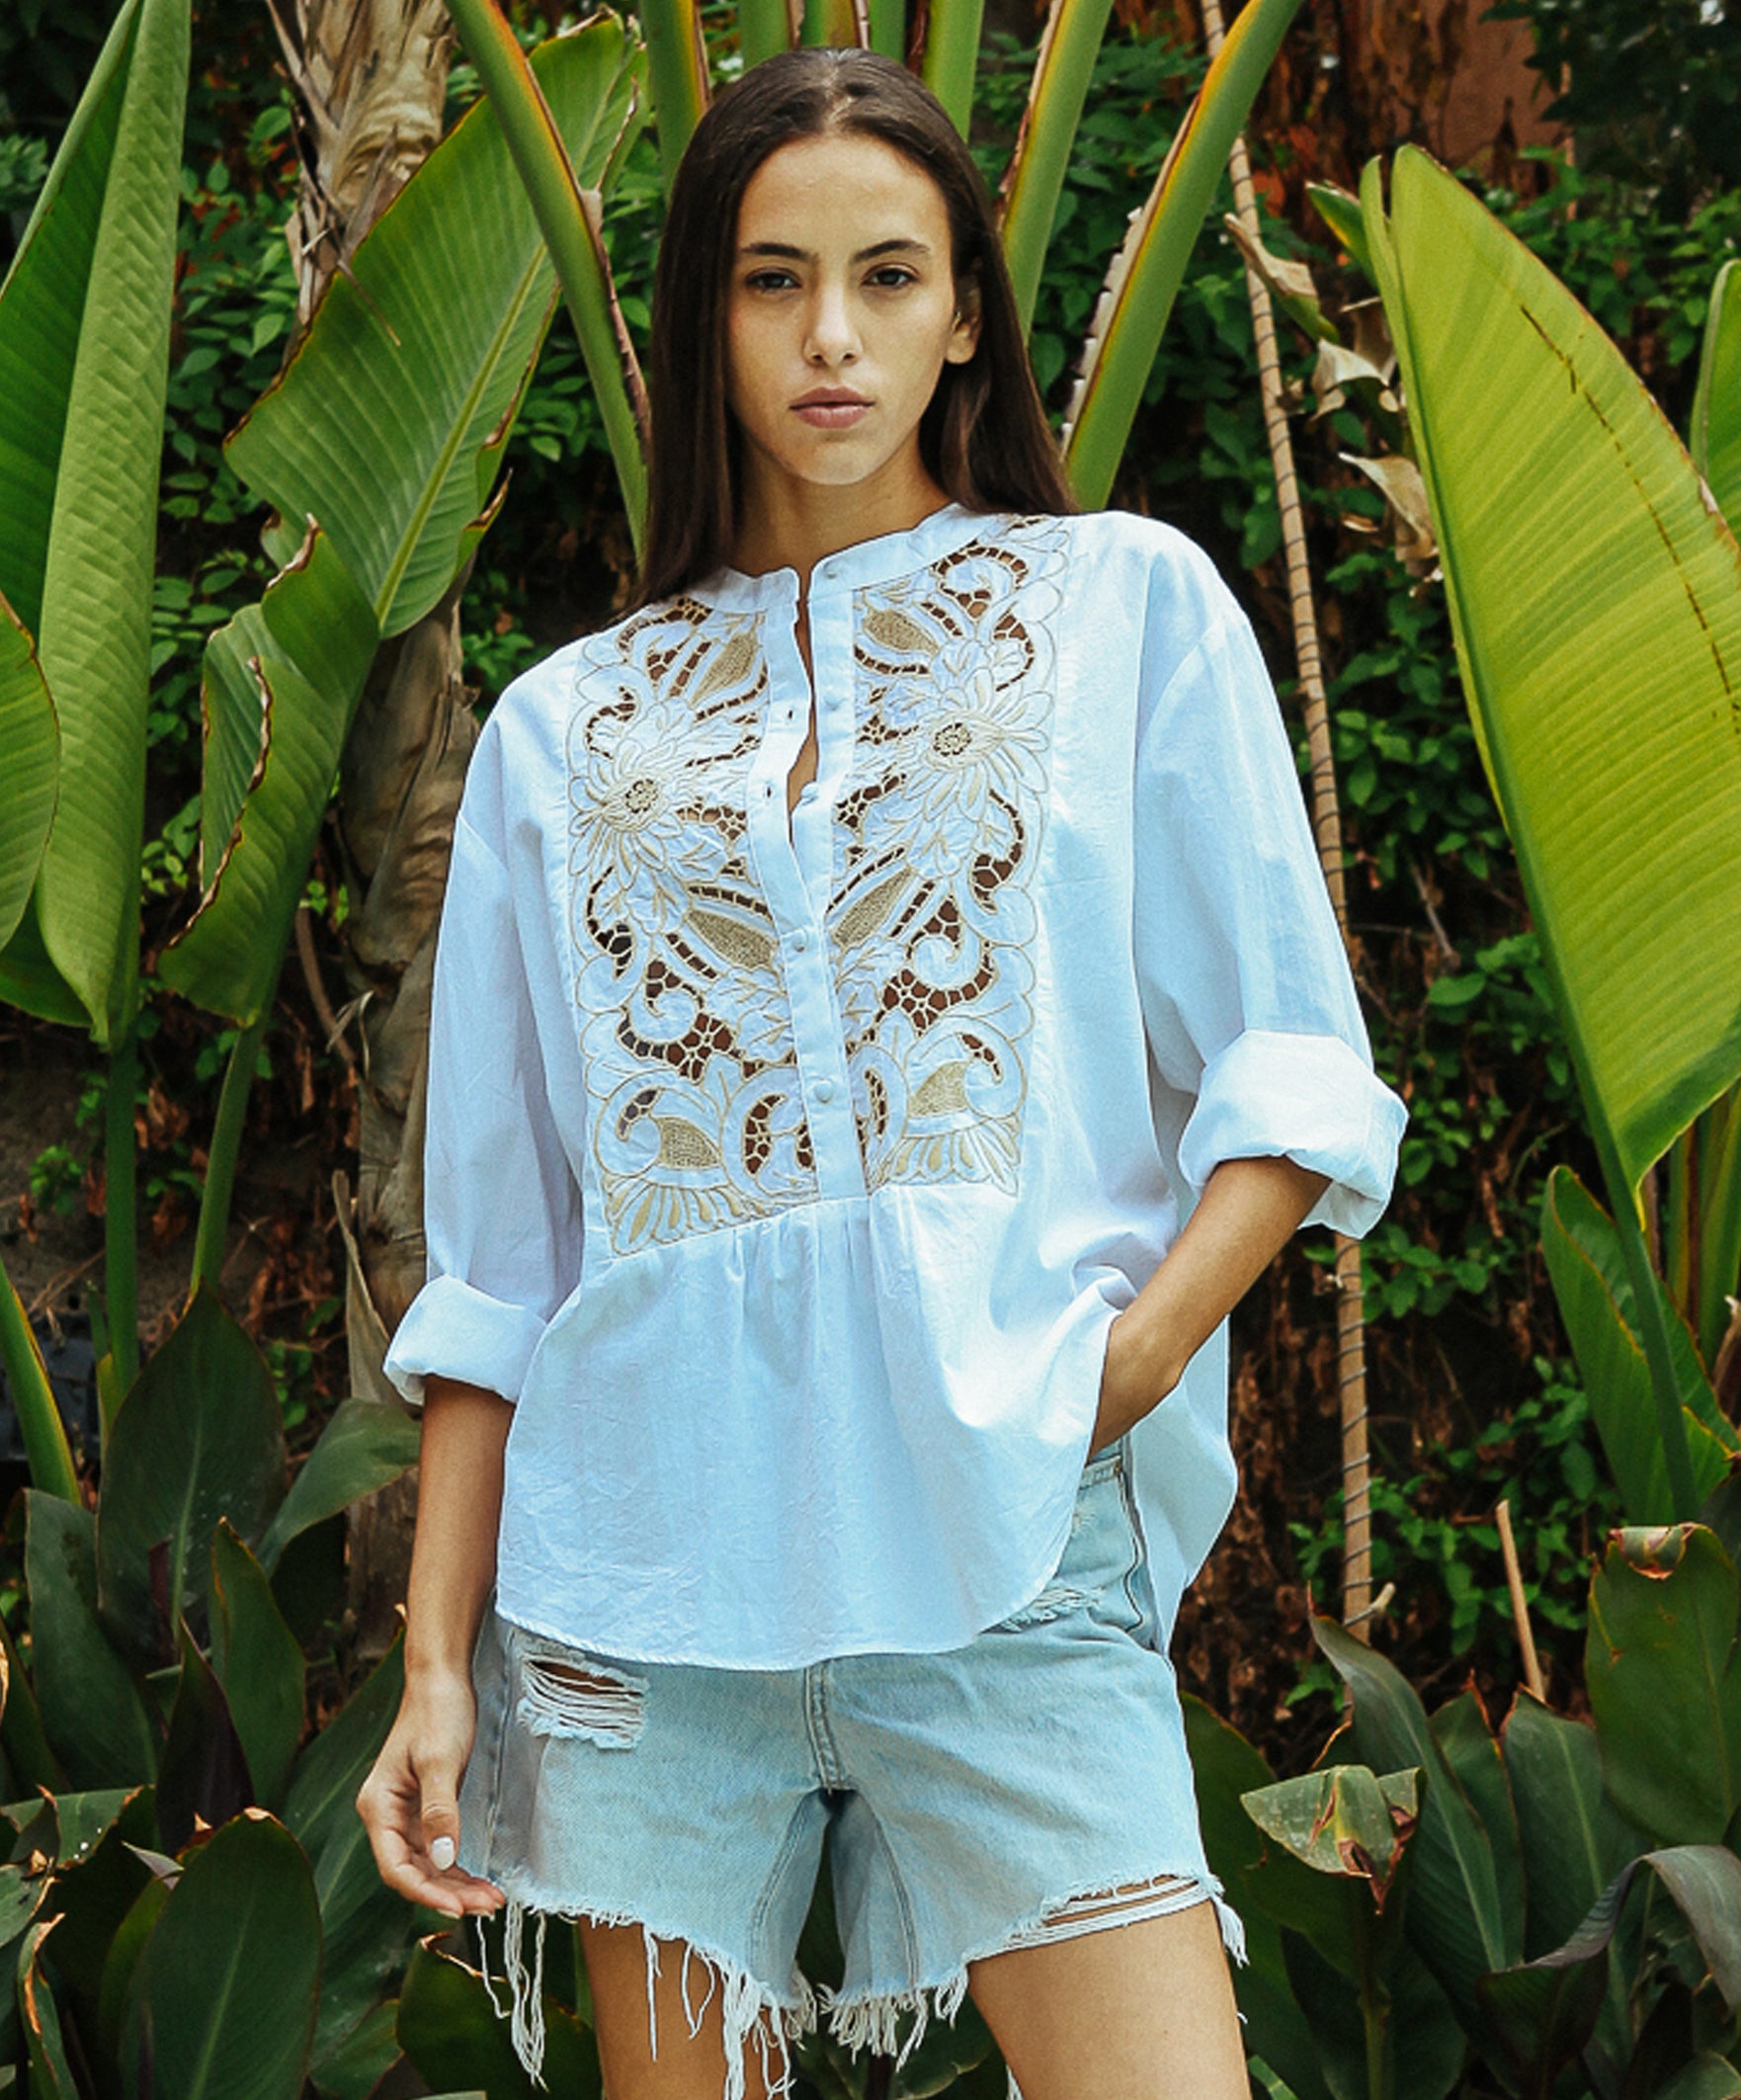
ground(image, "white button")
xmin=826 ymin=693 xmax=844 ymax=710
xmin=814 ymin=1078 xmax=836 ymax=1104
xmin=820 ymin=560 xmax=837 ymax=578
xmin=792 ymin=931 xmax=809 ymax=953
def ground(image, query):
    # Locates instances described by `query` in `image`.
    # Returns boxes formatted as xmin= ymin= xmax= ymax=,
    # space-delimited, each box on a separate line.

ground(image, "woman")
xmin=358 ymin=43 xmax=1405 ymax=2100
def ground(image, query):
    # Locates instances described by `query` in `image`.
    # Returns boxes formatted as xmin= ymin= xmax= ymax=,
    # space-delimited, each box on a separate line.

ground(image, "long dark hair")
xmin=625 ymin=46 xmax=1078 ymax=612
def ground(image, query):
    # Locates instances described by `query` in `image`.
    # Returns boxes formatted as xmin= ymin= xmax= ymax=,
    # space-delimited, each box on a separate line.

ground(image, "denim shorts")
xmin=456 ymin=1436 xmax=1242 ymax=2098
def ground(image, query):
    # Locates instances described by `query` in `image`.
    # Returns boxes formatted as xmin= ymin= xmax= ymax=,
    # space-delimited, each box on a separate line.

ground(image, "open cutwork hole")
xmin=517 ymin=1653 xmax=647 ymax=1749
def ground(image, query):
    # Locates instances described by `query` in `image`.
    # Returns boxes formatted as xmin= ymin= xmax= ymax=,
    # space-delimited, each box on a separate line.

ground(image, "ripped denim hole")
xmin=998 ymin=1870 xmax=1247 ymax=1965
xmin=516 ymin=1654 xmax=647 ymax=1749
xmin=992 ymin=1580 xmax=1099 ymax=1633
xmin=824 ymin=1872 xmax=1245 ymax=2100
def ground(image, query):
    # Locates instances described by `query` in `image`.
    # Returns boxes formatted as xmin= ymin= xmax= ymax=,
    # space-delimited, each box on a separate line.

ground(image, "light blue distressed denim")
xmin=456 ymin=1436 xmax=1243 ymax=2097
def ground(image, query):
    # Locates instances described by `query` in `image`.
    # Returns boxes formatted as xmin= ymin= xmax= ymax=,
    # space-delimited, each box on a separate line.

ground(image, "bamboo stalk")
xmin=1495 ymin=1498 xmax=1545 ymax=1701
xmin=1200 ymin=0 xmax=1374 ymax=1634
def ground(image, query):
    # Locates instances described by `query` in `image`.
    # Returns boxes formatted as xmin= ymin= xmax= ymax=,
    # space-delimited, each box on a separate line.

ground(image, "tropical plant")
xmin=0 ymin=1285 xmax=430 ymax=2095
xmin=1312 ymin=146 xmax=1741 ymax=1525
xmin=1190 ymin=1515 xmax=1741 ymax=2100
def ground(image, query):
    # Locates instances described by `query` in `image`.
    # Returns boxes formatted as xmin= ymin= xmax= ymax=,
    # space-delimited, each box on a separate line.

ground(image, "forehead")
xmin=734 ymin=132 xmax=949 ymax=244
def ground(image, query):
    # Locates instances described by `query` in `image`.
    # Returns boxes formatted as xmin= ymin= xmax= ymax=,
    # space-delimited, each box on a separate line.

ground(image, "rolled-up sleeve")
xmin=381 ymin=735 xmax=584 ymax=1410
xmin=1133 ymin=578 xmax=1406 ymax=1238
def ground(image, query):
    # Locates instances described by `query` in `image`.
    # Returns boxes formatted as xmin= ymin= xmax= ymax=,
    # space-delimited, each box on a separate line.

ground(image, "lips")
xmin=793 ymin=392 xmax=871 ymax=429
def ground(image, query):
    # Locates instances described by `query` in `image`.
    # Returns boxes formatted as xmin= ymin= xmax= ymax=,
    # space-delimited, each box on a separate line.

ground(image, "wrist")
xmin=1116 ymin=1296 xmax=1191 ymax=1404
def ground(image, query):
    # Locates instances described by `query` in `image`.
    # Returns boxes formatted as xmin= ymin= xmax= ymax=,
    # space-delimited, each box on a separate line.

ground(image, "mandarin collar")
xmin=689 ymin=501 xmax=1002 ymax=612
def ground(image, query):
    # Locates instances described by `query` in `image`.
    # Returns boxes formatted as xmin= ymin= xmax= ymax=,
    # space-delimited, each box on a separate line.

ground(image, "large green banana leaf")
xmin=1540 ymin=1166 xmax=1734 ymax=1519
xmin=0 ymin=0 xmax=189 ymax=1044
xmin=440 ymin=0 xmax=650 ymax=546
xmin=1363 ymin=147 xmax=1741 ymax=1516
xmin=997 ymin=0 xmax=1118 ymax=338
xmin=226 ymin=17 xmax=645 ymax=638
xmin=155 ymin=527 xmax=374 ymax=1024
xmin=0 ymin=595 xmax=56 ymax=952
xmin=1694 ymin=258 xmax=1741 ymax=533
xmin=637 ymin=0 xmax=709 ymax=189
xmin=161 ymin=23 xmax=646 ymax=1027
xmin=1059 ymin=0 xmax=1306 ymax=505
xmin=920 ymin=0 xmax=988 ymax=137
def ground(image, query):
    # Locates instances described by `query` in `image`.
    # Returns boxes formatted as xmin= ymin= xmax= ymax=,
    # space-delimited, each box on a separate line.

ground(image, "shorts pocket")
xmin=986 ymin=1448 xmax=1143 ymax=1638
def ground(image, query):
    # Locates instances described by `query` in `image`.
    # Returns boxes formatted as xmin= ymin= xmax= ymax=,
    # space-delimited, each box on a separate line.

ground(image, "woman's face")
xmin=723 ymin=130 xmax=981 ymax=510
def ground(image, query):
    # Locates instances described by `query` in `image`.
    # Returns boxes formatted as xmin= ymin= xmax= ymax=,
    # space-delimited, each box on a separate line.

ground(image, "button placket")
xmin=742 ymin=580 xmax=862 ymax=1199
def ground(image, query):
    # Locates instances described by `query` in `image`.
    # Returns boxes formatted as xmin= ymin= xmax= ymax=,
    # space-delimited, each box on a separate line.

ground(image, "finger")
xmin=374 ymin=1823 xmax=506 ymax=1915
xmin=414 ymin=1753 xmax=464 ymax=1878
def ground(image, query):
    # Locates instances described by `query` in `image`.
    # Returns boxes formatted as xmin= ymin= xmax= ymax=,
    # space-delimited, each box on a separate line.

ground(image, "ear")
xmin=946 ymin=277 xmax=983 ymax=364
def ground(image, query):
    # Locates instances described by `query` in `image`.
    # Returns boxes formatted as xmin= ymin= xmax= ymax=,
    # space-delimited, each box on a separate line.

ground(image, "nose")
xmin=804 ymin=277 xmax=860 ymax=366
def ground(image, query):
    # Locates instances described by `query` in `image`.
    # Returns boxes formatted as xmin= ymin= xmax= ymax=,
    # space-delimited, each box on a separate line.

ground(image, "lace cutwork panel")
xmin=830 ymin=517 xmax=1069 ymax=1193
xmin=566 ymin=597 xmax=817 ymax=1253
xmin=565 ymin=519 xmax=1068 ymax=1255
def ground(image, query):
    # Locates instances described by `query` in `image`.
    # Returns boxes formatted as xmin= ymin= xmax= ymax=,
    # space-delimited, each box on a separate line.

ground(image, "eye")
xmin=744 ymin=268 xmax=797 ymax=293
xmin=868 ymin=266 xmax=918 ymax=289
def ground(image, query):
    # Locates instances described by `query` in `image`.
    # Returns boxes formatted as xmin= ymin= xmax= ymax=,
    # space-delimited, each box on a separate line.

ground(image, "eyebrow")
xmin=736 ymin=238 xmax=934 ymax=263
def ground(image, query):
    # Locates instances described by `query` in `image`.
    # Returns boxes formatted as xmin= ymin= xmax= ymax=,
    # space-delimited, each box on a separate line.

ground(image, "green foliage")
xmin=1190 ymin=1548 xmax=1741 ymax=2100
xmin=1484 ymin=0 xmax=1741 ymax=211
xmin=1292 ymin=1357 xmax=1620 ymax=1681
xmin=0 ymin=1287 xmax=429 ymax=2091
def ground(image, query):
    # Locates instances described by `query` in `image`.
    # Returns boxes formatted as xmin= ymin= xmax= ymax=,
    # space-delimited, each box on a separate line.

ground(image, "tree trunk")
xmin=270 ymin=0 xmax=466 ymax=1660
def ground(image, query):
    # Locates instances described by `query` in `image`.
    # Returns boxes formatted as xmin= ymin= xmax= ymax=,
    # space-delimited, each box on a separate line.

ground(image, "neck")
xmin=729 ymin=452 xmax=953 ymax=588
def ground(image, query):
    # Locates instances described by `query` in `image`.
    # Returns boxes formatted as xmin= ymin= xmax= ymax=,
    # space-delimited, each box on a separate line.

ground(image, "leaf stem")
xmin=192 ymin=1006 xmax=271 ymax=1302
xmin=103 ymin=1023 xmax=140 ymax=1419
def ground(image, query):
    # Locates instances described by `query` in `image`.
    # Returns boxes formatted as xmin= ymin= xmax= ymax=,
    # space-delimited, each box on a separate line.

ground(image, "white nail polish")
xmin=430 ymin=1835 xmax=456 ymax=1870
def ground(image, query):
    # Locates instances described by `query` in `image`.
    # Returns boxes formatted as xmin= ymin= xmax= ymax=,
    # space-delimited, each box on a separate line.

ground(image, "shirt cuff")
xmin=1177 ymin=1028 xmax=1407 ymax=1239
xmin=379 ymin=1274 xmax=548 ymax=1410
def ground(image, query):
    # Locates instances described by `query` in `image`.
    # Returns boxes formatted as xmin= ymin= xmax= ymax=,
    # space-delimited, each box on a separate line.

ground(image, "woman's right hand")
xmin=356 ymin=1665 xmax=507 ymax=1917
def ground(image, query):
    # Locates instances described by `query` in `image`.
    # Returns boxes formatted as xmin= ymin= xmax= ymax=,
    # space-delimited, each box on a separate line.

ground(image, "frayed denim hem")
xmin=818 ymin=1867 xmax=1245 ymax=2091
xmin=475 ymin=1892 xmax=818 ymax=2100
xmin=475 ymin=1868 xmax=1243 ymax=2098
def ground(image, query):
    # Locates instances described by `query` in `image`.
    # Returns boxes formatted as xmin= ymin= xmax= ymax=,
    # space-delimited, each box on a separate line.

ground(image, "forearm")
xmin=1093 ymin=1155 xmax=1331 ymax=1449
xmin=403 ymin=1375 xmax=513 ymax=1682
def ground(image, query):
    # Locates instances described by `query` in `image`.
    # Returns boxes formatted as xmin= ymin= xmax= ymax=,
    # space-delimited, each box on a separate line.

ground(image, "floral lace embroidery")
xmin=830 ymin=517 xmax=1068 ymax=1193
xmin=566 ymin=596 xmax=816 ymax=1254
xmin=564 ymin=518 xmax=1068 ymax=1254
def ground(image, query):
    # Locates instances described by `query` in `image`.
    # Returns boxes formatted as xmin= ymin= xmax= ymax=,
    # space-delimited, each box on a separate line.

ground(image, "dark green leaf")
xmin=308 ymin=1997 xmax=401 ymax=2100
xmin=1501 ymin=1692 xmax=1638 ymax=1957
xmin=1541 ymin=1170 xmax=1733 ymax=1519
xmin=1312 ymin=1612 xmax=1519 ymax=2025
xmin=29 ymin=1790 xmax=156 ymax=2004
xmin=256 ymin=1396 xmax=419 ymax=1578
xmin=209 ymin=1520 xmax=304 ymax=1809
xmin=1653 ymin=2053 xmax=1741 ymax=2100
xmin=1587 ymin=1525 xmax=1741 ymax=1845
xmin=157 ymin=1618 xmax=253 ymax=1851
xmin=16 ymin=1915 xmax=75 ymax=2097
xmin=121 ymin=1809 xmax=321 ymax=2100
xmin=284 ymin=1632 xmax=405 ymax=1951
xmin=96 ymin=1284 xmax=287 ymax=1665
xmin=25 ymin=1490 xmax=159 ymax=1789
xmin=0 ymin=1612 xmax=65 ymax=1796
xmin=397 ymin=1935 xmax=599 ymax=2099
xmin=1431 ymin=1692 xmax=1525 ymax=1935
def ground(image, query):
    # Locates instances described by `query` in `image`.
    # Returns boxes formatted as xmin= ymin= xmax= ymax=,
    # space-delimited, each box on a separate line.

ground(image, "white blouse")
xmin=382 ymin=500 xmax=1406 ymax=1669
